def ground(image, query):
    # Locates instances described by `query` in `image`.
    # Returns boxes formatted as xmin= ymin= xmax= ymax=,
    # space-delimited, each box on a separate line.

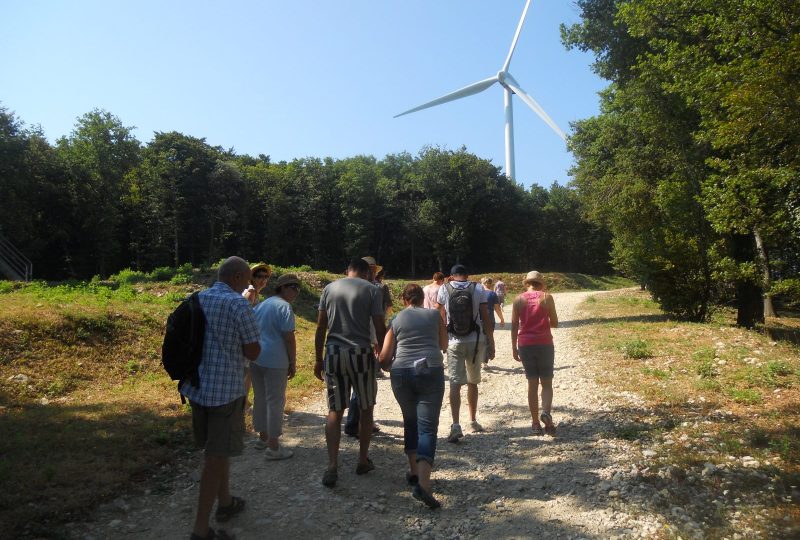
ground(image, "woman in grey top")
xmin=379 ymin=283 xmax=447 ymax=509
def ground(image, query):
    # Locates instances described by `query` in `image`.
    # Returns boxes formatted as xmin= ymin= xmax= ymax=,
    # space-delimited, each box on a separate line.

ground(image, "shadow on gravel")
xmin=447 ymin=401 xmax=799 ymax=538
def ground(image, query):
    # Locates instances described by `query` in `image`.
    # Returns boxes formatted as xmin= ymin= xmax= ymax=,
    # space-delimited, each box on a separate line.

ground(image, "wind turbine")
xmin=394 ymin=0 xmax=566 ymax=181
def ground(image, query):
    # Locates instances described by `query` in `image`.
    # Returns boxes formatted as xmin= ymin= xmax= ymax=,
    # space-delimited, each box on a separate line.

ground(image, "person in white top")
xmin=422 ymin=272 xmax=445 ymax=309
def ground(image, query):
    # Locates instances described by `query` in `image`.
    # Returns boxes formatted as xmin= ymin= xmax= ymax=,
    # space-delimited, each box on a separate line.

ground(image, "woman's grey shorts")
xmin=519 ymin=344 xmax=555 ymax=380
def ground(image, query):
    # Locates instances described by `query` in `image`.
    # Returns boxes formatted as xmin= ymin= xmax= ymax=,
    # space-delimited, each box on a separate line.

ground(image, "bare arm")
xmin=242 ymin=342 xmax=260 ymax=361
xmin=437 ymin=303 xmax=446 ymax=325
xmin=378 ymin=327 xmax=396 ymax=371
xmin=438 ymin=315 xmax=448 ymax=352
xmin=510 ymin=297 xmax=521 ymax=362
xmin=372 ymin=314 xmax=387 ymax=355
xmin=546 ymin=294 xmax=559 ymax=328
xmin=314 ymin=310 xmax=328 ymax=381
xmin=493 ymin=303 xmax=505 ymax=325
xmin=284 ymin=331 xmax=297 ymax=378
xmin=479 ymin=303 xmax=495 ymax=360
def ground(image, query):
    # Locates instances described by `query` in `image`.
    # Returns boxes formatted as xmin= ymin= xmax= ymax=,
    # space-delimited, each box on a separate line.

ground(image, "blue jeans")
xmin=390 ymin=367 xmax=445 ymax=464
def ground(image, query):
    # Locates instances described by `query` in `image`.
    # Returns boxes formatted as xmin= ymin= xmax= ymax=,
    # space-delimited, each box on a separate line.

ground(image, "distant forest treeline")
xmin=0 ymin=106 xmax=612 ymax=281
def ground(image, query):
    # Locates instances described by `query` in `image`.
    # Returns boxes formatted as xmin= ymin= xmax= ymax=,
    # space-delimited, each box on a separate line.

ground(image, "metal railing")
xmin=0 ymin=233 xmax=32 ymax=281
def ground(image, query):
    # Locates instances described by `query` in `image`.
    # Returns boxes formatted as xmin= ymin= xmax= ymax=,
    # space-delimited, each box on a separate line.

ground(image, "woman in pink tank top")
xmin=511 ymin=271 xmax=559 ymax=435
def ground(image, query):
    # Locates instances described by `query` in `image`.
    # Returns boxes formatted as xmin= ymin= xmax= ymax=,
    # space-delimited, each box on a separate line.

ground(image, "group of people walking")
xmin=181 ymin=256 xmax=559 ymax=540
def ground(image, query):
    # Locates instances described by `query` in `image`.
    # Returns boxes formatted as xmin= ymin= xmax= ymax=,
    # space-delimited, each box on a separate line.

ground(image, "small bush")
xmin=169 ymin=273 xmax=192 ymax=284
xmin=109 ymin=268 xmax=148 ymax=284
xmin=0 ymin=281 xmax=17 ymax=294
xmin=620 ymin=338 xmax=652 ymax=359
xmin=148 ymin=266 xmax=176 ymax=281
xmin=727 ymin=388 xmax=761 ymax=405
xmin=642 ymin=367 xmax=670 ymax=379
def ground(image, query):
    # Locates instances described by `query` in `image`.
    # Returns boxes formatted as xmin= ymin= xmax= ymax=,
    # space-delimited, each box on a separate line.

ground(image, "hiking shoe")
xmin=447 ymin=424 xmax=463 ymax=443
xmin=469 ymin=420 xmax=484 ymax=433
xmin=190 ymin=527 xmax=234 ymax=540
xmin=265 ymin=446 xmax=294 ymax=460
xmin=531 ymin=423 xmax=544 ymax=436
xmin=253 ymin=438 xmax=268 ymax=450
xmin=343 ymin=428 xmax=359 ymax=439
xmin=355 ymin=458 xmax=375 ymax=475
xmin=322 ymin=468 xmax=338 ymax=488
xmin=214 ymin=496 xmax=245 ymax=523
xmin=413 ymin=484 xmax=442 ymax=509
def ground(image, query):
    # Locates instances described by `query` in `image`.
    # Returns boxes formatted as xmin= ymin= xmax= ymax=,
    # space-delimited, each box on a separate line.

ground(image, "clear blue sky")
xmin=0 ymin=0 xmax=605 ymax=188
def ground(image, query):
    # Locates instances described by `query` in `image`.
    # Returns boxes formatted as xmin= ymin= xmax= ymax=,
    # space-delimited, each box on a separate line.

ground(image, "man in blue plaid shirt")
xmin=181 ymin=256 xmax=260 ymax=540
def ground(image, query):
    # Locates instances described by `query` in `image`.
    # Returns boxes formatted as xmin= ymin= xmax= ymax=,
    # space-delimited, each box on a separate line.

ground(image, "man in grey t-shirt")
xmin=314 ymin=258 xmax=386 ymax=487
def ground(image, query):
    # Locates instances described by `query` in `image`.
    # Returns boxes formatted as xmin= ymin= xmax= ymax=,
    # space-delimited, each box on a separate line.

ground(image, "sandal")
xmin=531 ymin=423 xmax=544 ymax=435
xmin=322 ymin=468 xmax=338 ymax=488
xmin=355 ymin=458 xmax=375 ymax=475
xmin=215 ymin=496 xmax=245 ymax=523
xmin=190 ymin=527 xmax=234 ymax=540
xmin=405 ymin=471 xmax=419 ymax=485
xmin=540 ymin=412 xmax=556 ymax=436
xmin=413 ymin=484 xmax=442 ymax=509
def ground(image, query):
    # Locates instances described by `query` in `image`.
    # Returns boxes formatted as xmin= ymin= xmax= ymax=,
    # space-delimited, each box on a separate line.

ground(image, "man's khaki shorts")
xmin=190 ymin=396 xmax=245 ymax=457
xmin=446 ymin=340 xmax=485 ymax=385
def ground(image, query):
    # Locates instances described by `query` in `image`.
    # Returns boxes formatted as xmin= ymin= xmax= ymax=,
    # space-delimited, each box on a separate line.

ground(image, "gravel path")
xmin=79 ymin=290 xmax=665 ymax=539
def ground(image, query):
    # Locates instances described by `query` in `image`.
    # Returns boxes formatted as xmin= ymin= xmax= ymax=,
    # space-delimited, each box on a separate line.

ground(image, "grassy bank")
xmin=577 ymin=289 xmax=800 ymax=538
xmin=0 ymin=269 xmax=627 ymax=536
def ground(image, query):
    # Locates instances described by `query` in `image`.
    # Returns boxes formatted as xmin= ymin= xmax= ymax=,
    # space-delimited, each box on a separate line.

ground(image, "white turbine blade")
xmin=502 ymin=0 xmax=532 ymax=72
xmin=394 ymin=76 xmax=498 ymax=118
xmin=504 ymin=74 xmax=566 ymax=141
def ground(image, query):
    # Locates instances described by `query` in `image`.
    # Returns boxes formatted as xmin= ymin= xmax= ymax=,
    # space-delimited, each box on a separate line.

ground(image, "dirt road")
xmin=79 ymin=290 xmax=665 ymax=539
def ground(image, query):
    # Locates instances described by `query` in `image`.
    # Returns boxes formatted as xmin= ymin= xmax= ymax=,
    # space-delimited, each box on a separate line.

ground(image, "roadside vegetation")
xmin=0 ymin=268 xmax=629 ymax=537
xmin=578 ymin=289 xmax=800 ymax=538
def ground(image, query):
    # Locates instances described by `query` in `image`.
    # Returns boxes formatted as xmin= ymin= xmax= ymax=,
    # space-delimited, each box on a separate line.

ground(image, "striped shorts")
xmin=324 ymin=345 xmax=377 ymax=412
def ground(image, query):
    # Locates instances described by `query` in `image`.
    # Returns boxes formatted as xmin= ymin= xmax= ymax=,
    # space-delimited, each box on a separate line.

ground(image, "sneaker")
xmin=254 ymin=439 xmax=268 ymax=450
xmin=447 ymin=423 xmax=463 ymax=443
xmin=469 ymin=420 xmax=484 ymax=433
xmin=214 ymin=495 xmax=245 ymax=523
xmin=264 ymin=446 xmax=294 ymax=460
xmin=412 ymin=484 xmax=442 ymax=509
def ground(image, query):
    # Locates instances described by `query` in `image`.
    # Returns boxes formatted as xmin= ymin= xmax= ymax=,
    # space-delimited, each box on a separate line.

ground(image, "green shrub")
xmin=642 ymin=367 xmax=670 ymax=379
xmin=169 ymin=273 xmax=192 ymax=284
xmin=109 ymin=268 xmax=148 ymax=284
xmin=148 ymin=266 xmax=176 ymax=281
xmin=0 ymin=281 xmax=16 ymax=294
xmin=620 ymin=338 xmax=652 ymax=359
xmin=727 ymin=388 xmax=761 ymax=405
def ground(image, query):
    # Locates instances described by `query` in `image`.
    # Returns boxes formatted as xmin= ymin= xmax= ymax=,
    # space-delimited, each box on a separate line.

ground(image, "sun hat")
xmin=274 ymin=273 xmax=301 ymax=291
xmin=362 ymin=256 xmax=377 ymax=266
xmin=250 ymin=262 xmax=272 ymax=275
xmin=523 ymin=270 xmax=545 ymax=286
xmin=450 ymin=264 xmax=468 ymax=276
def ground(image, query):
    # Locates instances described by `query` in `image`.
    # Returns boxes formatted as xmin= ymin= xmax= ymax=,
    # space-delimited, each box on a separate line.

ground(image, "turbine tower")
xmin=394 ymin=0 xmax=566 ymax=181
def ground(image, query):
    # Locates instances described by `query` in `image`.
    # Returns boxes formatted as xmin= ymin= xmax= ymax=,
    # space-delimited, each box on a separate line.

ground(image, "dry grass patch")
xmin=578 ymin=289 xmax=800 ymax=538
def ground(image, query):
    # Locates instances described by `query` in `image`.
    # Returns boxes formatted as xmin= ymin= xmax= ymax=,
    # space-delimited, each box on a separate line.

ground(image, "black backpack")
xmin=446 ymin=282 xmax=479 ymax=337
xmin=162 ymin=291 xmax=206 ymax=398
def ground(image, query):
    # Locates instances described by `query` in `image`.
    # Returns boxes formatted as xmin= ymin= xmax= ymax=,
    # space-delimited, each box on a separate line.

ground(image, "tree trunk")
xmin=753 ymin=228 xmax=777 ymax=318
xmin=732 ymin=234 xmax=764 ymax=328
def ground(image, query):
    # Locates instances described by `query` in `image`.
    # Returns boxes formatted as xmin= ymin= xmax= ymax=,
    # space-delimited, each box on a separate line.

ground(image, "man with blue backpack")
xmin=436 ymin=264 xmax=495 ymax=443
